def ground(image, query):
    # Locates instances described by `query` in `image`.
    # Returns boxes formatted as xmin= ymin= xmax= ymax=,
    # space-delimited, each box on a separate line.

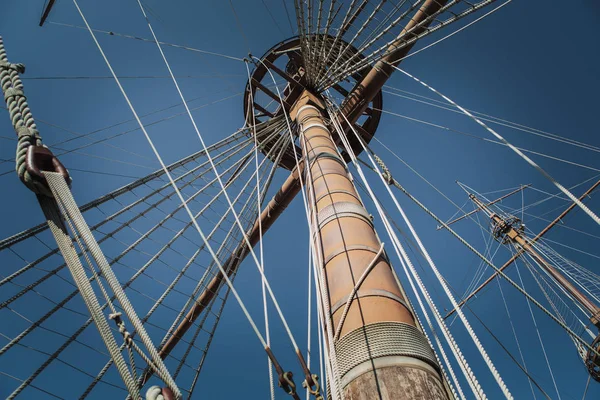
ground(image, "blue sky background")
xmin=1 ymin=0 xmax=600 ymax=398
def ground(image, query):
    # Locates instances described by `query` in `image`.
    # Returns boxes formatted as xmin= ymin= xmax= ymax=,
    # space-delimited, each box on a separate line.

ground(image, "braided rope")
xmin=0 ymin=36 xmax=45 ymax=193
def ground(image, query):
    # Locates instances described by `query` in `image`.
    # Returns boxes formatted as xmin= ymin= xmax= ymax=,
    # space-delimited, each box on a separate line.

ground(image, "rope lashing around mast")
xmin=0 ymin=37 xmax=181 ymax=399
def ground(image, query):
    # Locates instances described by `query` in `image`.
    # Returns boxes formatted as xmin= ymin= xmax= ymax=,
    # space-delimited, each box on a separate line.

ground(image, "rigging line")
xmin=67 ymin=167 xmax=142 ymax=179
xmin=538 ymin=237 xmax=600 ymax=262
xmin=0 ymin=92 xmax=247 ymax=175
xmin=464 ymin=301 xmax=553 ymax=400
xmin=527 ymin=242 xmax=600 ymax=312
xmin=38 ymin=89 xmax=246 ymax=150
xmin=48 ymin=21 xmax=245 ymax=61
xmin=330 ymin=103 xmax=481 ymax=397
xmin=394 ymin=67 xmax=600 ymax=227
xmin=320 ymin=0 xmax=504 ymax=90
xmin=324 ymin=0 xmax=387 ymax=85
xmin=0 ymin=105 xmax=155 ymax=163
xmin=322 ymin=0 xmax=466 ymax=82
xmin=261 ymin=0 xmax=286 ymax=37
xmin=84 ymin=137 xmax=286 ymax=397
xmin=228 ymin=0 xmax=252 ymax=52
xmin=244 ymin=61 xmax=274 ymax=400
xmin=20 ymin=75 xmax=245 ymax=80
xmin=135 ymin=3 xmax=312 ymax=377
xmin=495 ymin=275 xmax=537 ymax=399
xmin=73 ymin=0 xmax=277 ymax=368
xmin=312 ymin=1 xmax=344 ymax=87
xmin=370 ymin=136 xmax=494 ymax=237
xmin=316 ymin=0 xmax=428 ymax=87
xmin=514 ymin=258 xmax=562 ymax=400
xmin=315 ymin=0 xmax=362 ymax=85
xmin=496 ymin=205 xmax=600 ymax=242
xmin=281 ymin=0 xmax=296 ymax=34
xmin=582 ymin=374 xmax=591 ymax=400
xmin=0 ymin=371 xmax=66 ymax=400
xmin=0 ymin=145 xmax=261 ymax=366
xmin=383 ymin=86 xmax=600 ymax=153
xmin=0 ymin=134 xmax=252 ymax=258
xmin=382 ymin=90 xmax=600 ymax=155
xmin=351 ymin=0 xmax=409 ymax=60
xmin=375 ymin=107 xmax=600 ymax=173
xmin=392 ymin=0 xmax=512 ymax=63
xmin=367 ymin=151 xmax=600 ymax=362
xmin=252 ymin=55 xmax=342 ymax=398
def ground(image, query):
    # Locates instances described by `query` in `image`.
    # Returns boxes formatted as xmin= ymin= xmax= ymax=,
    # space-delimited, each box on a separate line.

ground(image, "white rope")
xmin=376 ymin=107 xmax=600 ymax=173
xmin=382 ymin=87 xmax=600 ymax=154
xmin=306 ymin=240 xmax=313 ymax=400
xmin=495 ymin=276 xmax=537 ymax=399
xmin=327 ymin=104 xmax=486 ymax=399
xmin=252 ymin=55 xmax=343 ymax=399
xmin=331 ymin=100 xmax=513 ymax=398
xmin=244 ymin=61 xmax=275 ymax=400
xmin=394 ymin=67 xmax=600 ymax=227
xmin=514 ymin=259 xmax=562 ymax=400
xmin=390 ymin=0 xmax=512 ymax=63
xmin=135 ymin=0 xmax=310 ymax=361
xmin=333 ymin=244 xmax=385 ymax=341
xmin=72 ymin=0 xmax=277 ymax=364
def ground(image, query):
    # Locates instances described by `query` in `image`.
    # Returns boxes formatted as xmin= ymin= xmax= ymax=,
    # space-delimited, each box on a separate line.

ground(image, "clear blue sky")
xmin=1 ymin=0 xmax=600 ymax=399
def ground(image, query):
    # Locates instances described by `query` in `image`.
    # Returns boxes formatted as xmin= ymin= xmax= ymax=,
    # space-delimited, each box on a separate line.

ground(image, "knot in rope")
xmin=278 ymin=371 xmax=297 ymax=396
xmin=145 ymin=385 xmax=175 ymax=400
xmin=109 ymin=312 xmax=133 ymax=348
xmin=374 ymin=154 xmax=393 ymax=185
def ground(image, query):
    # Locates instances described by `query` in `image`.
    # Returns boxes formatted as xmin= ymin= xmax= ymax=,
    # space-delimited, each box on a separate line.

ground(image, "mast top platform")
xmin=243 ymin=35 xmax=383 ymax=170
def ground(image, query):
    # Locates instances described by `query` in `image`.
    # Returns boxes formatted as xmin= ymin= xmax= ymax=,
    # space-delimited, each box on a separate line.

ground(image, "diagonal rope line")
xmin=132 ymin=2 xmax=313 ymax=383
xmin=394 ymin=66 xmax=600 ymax=227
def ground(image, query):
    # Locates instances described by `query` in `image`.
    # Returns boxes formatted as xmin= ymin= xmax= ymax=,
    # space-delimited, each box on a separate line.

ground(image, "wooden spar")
xmin=157 ymin=162 xmax=303 ymax=358
xmin=438 ymin=184 xmax=531 ymax=229
xmin=337 ymin=0 xmax=449 ymax=127
xmin=39 ymin=0 xmax=57 ymax=27
xmin=292 ymin=91 xmax=449 ymax=399
xmin=445 ymin=179 xmax=600 ymax=319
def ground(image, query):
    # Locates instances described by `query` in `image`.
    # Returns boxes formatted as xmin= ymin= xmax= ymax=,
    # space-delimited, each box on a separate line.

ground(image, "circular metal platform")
xmin=243 ymin=35 xmax=383 ymax=170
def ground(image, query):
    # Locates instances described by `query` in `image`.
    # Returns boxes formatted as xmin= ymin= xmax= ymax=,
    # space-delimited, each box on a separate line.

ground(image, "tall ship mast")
xmin=1 ymin=1 xmax=599 ymax=399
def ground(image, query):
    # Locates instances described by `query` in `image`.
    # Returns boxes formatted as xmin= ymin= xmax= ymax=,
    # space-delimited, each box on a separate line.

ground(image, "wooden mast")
xmin=467 ymin=192 xmax=600 ymax=327
xmin=291 ymin=91 xmax=449 ymax=399
xmin=446 ymin=179 xmax=600 ymax=318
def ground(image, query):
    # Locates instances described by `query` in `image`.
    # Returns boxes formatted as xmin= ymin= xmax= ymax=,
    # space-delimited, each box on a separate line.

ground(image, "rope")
xmin=252 ymin=55 xmax=337 ymax=399
xmin=394 ymin=66 xmax=600 ymax=227
xmin=33 ymin=191 xmax=141 ymax=399
xmin=327 ymin=103 xmax=486 ymax=399
xmin=333 ymin=244 xmax=385 ymax=341
xmin=0 ymin=36 xmax=46 ymax=194
xmin=366 ymin=148 xmax=600 ymax=360
xmin=44 ymin=171 xmax=181 ymax=398
xmin=334 ymin=101 xmax=514 ymax=397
